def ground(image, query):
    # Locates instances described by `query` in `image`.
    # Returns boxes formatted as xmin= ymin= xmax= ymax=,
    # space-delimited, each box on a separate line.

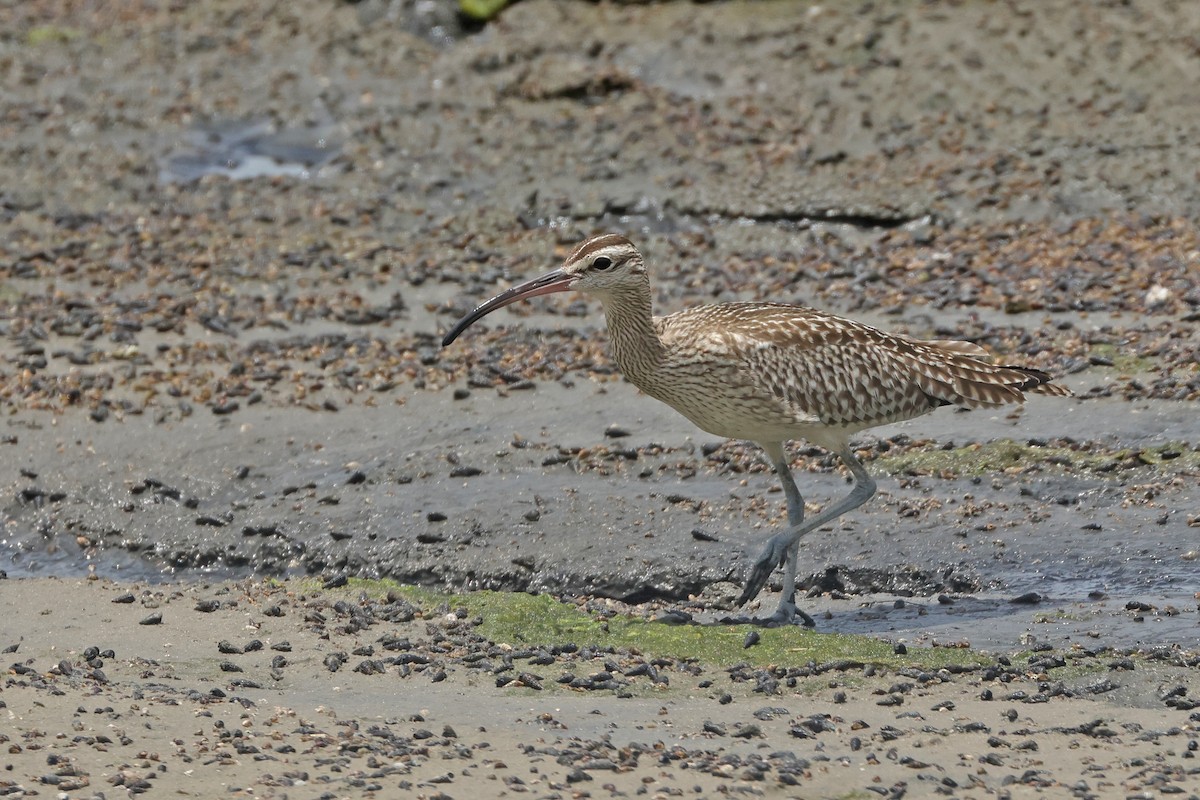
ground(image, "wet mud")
xmin=1 ymin=1 xmax=1199 ymax=795
xmin=3 ymin=0 xmax=1198 ymax=646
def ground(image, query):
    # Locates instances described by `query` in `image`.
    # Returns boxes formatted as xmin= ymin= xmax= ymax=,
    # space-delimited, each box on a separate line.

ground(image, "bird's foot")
xmin=736 ymin=532 xmax=792 ymax=607
xmin=767 ymin=596 xmax=816 ymax=628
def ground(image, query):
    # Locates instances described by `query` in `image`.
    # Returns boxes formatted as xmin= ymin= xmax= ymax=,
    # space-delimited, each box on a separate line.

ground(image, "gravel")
xmin=2 ymin=0 xmax=1199 ymax=795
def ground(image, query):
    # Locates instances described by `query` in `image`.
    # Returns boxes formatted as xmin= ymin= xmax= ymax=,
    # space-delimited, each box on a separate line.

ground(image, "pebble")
xmin=2 ymin=5 xmax=1197 ymax=798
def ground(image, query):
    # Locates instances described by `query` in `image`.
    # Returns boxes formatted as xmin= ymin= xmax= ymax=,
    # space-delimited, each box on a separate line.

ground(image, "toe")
xmin=737 ymin=536 xmax=792 ymax=607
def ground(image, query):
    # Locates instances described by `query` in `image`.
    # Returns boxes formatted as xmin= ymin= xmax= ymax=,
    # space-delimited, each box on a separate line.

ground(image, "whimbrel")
xmin=442 ymin=234 xmax=1070 ymax=625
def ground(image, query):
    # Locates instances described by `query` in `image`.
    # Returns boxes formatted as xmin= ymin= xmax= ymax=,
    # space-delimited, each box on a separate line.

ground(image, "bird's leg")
xmin=738 ymin=443 xmax=877 ymax=624
xmin=763 ymin=442 xmax=810 ymax=626
xmin=734 ymin=442 xmax=810 ymax=625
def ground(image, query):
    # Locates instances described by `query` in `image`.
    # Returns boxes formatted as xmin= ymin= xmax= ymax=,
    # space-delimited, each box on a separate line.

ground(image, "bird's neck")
xmin=597 ymin=287 xmax=665 ymax=389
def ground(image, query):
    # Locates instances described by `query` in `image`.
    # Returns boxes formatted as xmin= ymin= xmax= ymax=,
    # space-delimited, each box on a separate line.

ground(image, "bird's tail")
xmin=915 ymin=344 xmax=1072 ymax=408
xmin=994 ymin=365 xmax=1072 ymax=398
xmin=1021 ymin=370 xmax=1072 ymax=397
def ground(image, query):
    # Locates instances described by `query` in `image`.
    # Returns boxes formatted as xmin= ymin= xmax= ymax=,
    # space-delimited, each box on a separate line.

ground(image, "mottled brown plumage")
xmin=442 ymin=234 xmax=1070 ymax=624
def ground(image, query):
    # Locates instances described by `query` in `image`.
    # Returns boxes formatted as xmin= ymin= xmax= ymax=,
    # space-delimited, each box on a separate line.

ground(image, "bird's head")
xmin=441 ymin=234 xmax=646 ymax=346
xmin=557 ymin=233 xmax=647 ymax=296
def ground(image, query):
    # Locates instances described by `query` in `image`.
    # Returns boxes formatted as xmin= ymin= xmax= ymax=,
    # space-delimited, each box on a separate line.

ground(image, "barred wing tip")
xmin=1031 ymin=381 xmax=1072 ymax=397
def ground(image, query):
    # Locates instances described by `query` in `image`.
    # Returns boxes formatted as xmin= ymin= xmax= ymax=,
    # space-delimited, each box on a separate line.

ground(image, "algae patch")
xmin=1087 ymin=343 xmax=1157 ymax=374
xmin=876 ymin=438 xmax=1199 ymax=478
xmin=337 ymin=579 xmax=985 ymax=672
xmin=26 ymin=26 xmax=81 ymax=45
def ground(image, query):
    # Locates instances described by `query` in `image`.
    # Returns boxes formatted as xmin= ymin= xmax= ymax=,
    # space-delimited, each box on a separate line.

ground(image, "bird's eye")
xmin=592 ymin=256 xmax=613 ymax=271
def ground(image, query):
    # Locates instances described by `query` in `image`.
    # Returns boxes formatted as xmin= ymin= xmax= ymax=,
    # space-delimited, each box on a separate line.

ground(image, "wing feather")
xmin=663 ymin=303 xmax=1066 ymax=428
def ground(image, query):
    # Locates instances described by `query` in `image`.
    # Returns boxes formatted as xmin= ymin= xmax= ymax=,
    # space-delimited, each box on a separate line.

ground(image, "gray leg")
xmin=762 ymin=441 xmax=808 ymax=625
xmin=738 ymin=442 xmax=877 ymax=623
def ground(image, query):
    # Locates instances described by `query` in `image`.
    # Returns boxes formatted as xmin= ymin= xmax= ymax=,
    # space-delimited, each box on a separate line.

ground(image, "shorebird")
xmin=442 ymin=234 xmax=1070 ymax=625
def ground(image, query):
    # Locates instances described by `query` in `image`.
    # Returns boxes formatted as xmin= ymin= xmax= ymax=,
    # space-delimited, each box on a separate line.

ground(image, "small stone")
xmin=731 ymin=723 xmax=762 ymax=738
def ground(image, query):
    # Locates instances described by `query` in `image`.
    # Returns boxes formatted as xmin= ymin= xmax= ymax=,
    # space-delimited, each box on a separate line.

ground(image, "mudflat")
xmin=2 ymin=1 xmax=1198 ymax=797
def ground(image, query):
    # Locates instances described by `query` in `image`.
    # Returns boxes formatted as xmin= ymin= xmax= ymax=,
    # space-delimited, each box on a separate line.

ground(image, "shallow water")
xmin=160 ymin=118 xmax=340 ymax=183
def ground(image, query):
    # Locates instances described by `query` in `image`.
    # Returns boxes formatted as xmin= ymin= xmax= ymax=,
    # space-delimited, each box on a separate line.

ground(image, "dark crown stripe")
xmin=569 ymin=233 xmax=632 ymax=263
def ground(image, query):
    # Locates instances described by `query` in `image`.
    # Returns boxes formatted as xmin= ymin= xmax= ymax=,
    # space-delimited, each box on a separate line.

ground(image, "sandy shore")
xmin=3 ymin=0 xmax=1200 ymax=796
xmin=4 ymin=577 xmax=1198 ymax=799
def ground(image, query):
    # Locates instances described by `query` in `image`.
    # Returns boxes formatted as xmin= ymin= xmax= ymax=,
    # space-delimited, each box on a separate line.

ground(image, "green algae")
xmin=876 ymin=438 xmax=1199 ymax=478
xmin=459 ymin=0 xmax=511 ymax=21
xmin=335 ymin=578 xmax=987 ymax=672
xmin=26 ymin=26 xmax=81 ymax=45
xmin=1087 ymin=343 xmax=1157 ymax=374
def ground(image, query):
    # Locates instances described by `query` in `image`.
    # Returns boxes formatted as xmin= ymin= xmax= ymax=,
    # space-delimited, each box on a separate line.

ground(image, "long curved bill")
xmin=441 ymin=267 xmax=575 ymax=347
